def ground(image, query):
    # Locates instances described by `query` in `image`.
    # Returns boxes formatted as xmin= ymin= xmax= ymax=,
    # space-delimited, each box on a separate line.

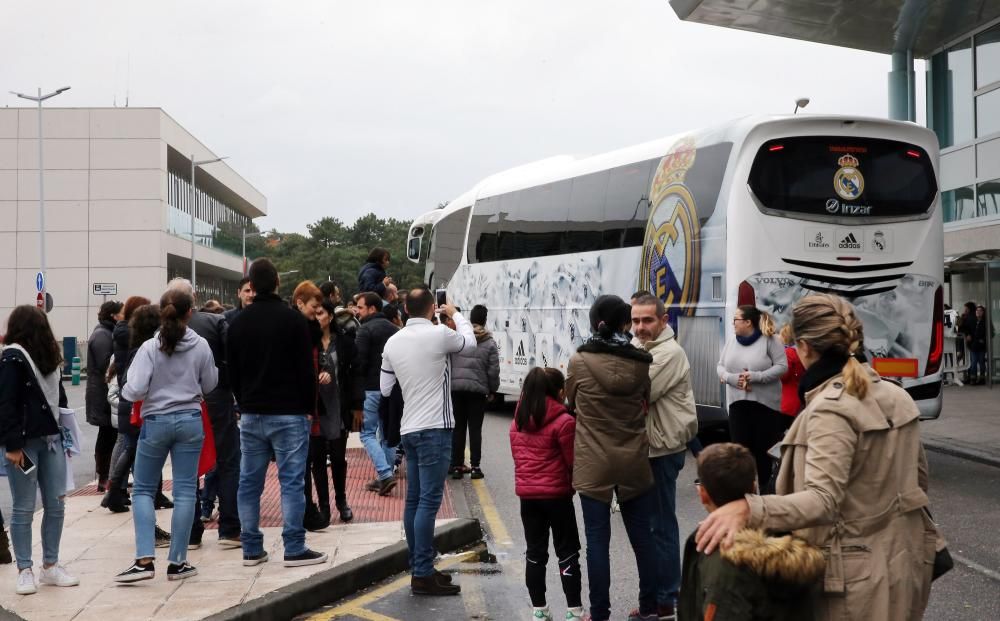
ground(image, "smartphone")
xmin=435 ymin=288 xmax=447 ymax=307
xmin=19 ymin=453 xmax=36 ymax=476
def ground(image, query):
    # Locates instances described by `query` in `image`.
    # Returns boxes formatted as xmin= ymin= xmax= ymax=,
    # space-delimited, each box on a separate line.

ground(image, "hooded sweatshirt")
xmin=679 ymin=528 xmax=825 ymax=621
xmin=123 ymin=328 xmax=218 ymax=418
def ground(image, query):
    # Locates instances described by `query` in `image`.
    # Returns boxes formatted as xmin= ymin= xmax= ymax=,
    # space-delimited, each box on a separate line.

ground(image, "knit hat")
xmin=589 ymin=295 xmax=631 ymax=338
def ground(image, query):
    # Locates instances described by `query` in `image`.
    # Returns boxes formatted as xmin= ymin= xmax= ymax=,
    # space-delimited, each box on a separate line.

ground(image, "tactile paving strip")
xmin=69 ymin=448 xmax=455 ymax=527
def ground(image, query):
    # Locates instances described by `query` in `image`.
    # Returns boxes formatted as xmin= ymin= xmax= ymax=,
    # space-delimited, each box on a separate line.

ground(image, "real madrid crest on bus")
xmin=833 ymin=153 xmax=864 ymax=201
xmin=639 ymin=137 xmax=701 ymax=319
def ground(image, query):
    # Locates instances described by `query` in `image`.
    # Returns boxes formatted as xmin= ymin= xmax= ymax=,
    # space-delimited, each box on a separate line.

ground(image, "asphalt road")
xmin=305 ymin=407 xmax=1000 ymax=621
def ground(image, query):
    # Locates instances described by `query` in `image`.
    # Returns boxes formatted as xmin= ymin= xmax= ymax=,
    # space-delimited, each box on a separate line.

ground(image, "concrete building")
xmin=669 ymin=0 xmax=1000 ymax=381
xmin=0 ymin=107 xmax=266 ymax=343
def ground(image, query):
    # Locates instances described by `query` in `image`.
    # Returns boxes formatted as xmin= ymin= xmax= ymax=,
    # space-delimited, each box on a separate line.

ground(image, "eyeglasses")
xmin=693 ymin=478 xmax=702 ymax=487
xmin=733 ymin=318 xmax=748 ymax=323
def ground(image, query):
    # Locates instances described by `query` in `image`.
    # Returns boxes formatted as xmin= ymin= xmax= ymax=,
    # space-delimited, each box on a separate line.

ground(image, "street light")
xmin=242 ymin=228 xmax=264 ymax=276
xmin=190 ymin=154 xmax=228 ymax=291
xmin=10 ymin=86 xmax=71 ymax=312
xmin=793 ymin=97 xmax=810 ymax=114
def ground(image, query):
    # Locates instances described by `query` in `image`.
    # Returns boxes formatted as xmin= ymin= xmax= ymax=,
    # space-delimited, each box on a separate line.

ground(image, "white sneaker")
xmin=39 ymin=564 xmax=80 ymax=587
xmin=565 ymin=607 xmax=586 ymax=620
xmin=532 ymin=607 xmax=553 ymax=620
xmin=16 ymin=569 xmax=37 ymax=595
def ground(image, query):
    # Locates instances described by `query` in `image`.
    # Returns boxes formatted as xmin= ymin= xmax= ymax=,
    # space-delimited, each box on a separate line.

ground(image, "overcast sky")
xmin=2 ymin=0 xmax=926 ymax=233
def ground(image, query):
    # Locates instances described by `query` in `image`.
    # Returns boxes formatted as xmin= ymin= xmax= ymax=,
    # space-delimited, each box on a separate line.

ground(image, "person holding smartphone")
xmin=0 ymin=306 xmax=80 ymax=595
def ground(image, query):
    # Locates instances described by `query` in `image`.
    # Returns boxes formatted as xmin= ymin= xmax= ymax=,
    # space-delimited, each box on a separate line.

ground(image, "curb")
xmin=923 ymin=438 xmax=1000 ymax=470
xmin=203 ymin=517 xmax=483 ymax=621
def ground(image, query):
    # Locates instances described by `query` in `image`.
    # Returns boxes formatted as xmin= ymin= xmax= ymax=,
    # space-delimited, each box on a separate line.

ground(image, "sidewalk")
xmin=0 ymin=440 xmax=474 ymax=621
xmin=922 ymin=384 xmax=1000 ymax=467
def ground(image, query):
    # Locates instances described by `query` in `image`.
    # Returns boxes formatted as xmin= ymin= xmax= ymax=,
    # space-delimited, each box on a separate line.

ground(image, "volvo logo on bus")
xmin=639 ymin=137 xmax=701 ymax=317
xmin=834 ymin=153 xmax=865 ymax=201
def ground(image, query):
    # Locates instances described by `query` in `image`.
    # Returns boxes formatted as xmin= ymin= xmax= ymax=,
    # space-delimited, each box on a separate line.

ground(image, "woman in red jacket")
xmin=510 ymin=367 xmax=584 ymax=621
xmin=778 ymin=324 xmax=805 ymax=426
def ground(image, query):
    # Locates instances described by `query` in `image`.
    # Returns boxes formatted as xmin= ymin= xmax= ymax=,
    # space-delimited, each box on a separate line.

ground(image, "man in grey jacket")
xmin=445 ymin=305 xmax=500 ymax=479
xmin=631 ymin=295 xmax=698 ymax=619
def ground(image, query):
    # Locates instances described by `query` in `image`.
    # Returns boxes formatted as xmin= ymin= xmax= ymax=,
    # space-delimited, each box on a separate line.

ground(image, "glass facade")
xmin=929 ymin=20 xmax=1000 ymax=224
xmin=929 ymin=40 xmax=974 ymax=148
xmin=166 ymin=169 xmax=253 ymax=256
xmin=941 ymin=186 xmax=977 ymax=222
xmin=975 ymin=23 xmax=1000 ymax=89
xmin=976 ymin=88 xmax=1000 ymax=137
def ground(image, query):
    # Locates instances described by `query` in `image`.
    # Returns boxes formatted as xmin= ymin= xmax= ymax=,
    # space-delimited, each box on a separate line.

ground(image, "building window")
xmin=976 ymin=23 xmax=1000 ymax=89
xmin=929 ymin=39 xmax=974 ymax=148
xmin=166 ymin=169 xmax=252 ymax=255
xmin=978 ymin=179 xmax=1000 ymax=217
xmin=976 ymin=87 xmax=1000 ymax=138
xmin=942 ymin=186 xmax=977 ymax=223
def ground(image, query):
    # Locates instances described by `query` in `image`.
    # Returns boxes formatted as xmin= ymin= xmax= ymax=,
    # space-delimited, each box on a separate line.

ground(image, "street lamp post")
xmin=10 ymin=86 xmax=71 ymax=312
xmin=242 ymin=228 xmax=264 ymax=276
xmin=190 ymin=154 xmax=228 ymax=291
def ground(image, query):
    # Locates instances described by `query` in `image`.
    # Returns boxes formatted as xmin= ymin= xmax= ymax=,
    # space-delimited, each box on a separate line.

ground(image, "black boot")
xmin=303 ymin=503 xmax=330 ymax=532
xmin=0 ymin=529 xmax=11 ymax=564
xmin=336 ymin=498 xmax=353 ymax=523
xmin=101 ymin=485 xmax=130 ymax=513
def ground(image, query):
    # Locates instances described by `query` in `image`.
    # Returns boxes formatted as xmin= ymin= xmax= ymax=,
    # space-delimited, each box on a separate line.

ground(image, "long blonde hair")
xmin=791 ymin=294 xmax=870 ymax=399
xmin=759 ymin=311 xmax=776 ymax=338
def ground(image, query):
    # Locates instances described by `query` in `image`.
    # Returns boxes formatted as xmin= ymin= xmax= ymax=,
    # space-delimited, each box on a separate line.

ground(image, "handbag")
xmin=925 ymin=507 xmax=954 ymax=581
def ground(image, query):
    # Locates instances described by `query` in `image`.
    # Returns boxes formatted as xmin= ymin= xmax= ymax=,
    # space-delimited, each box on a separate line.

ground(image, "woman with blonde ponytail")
xmin=697 ymin=293 xmax=936 ymax=621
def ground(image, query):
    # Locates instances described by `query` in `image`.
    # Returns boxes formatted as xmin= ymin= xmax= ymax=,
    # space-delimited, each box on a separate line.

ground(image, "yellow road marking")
xmin=304 ymin=551 xmax=477 ymax=621
xmin=472 ymin=478 xmax=513 ymax=547
xmin=340 ymin=608 xmax=400 ymax=621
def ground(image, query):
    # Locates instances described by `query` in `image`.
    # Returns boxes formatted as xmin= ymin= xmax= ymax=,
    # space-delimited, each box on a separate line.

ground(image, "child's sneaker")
xmin=565 ymin=607 xmax=585 ymax=620
xmin=626 ymin=609 xmax=658 ymax=621
xmin=531 ymin=607 xmax=553 ymax=620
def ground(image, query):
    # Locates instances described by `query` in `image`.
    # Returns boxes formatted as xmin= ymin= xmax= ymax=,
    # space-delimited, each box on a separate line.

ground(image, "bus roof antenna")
xmin=793 ymin=98 xmax=810 ymax=114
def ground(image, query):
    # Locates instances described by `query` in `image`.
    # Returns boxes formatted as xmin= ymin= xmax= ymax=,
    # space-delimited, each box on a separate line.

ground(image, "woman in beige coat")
xmin=696 ymin=293 xmax=936 ymax=621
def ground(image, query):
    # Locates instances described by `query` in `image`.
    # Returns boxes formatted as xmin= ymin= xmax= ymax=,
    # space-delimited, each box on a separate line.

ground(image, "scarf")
xmin=797 ymin=351 xmax=849 ymax=405
xmin=736 ymin=329 xmax=762 ymax=347
xmin=577 ymin=332 xmax=653 ymax=363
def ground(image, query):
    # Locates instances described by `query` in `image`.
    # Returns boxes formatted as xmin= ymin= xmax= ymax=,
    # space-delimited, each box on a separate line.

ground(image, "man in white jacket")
xmin=631 ymin=294 xmax=698 ymax=619
xmin=380 ymin=286 xmax=475 ymax=596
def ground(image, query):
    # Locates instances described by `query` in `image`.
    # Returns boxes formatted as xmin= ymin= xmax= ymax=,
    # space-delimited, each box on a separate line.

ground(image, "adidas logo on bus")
xmin=838 ymin=233 xmax=862 ymax=250
xmin=514 ymin=341 xmax=528 ymax=366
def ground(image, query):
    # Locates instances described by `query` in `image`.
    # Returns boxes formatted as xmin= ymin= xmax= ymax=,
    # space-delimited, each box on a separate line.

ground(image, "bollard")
xmin=71 ymin=356 xmax=81 ymax=386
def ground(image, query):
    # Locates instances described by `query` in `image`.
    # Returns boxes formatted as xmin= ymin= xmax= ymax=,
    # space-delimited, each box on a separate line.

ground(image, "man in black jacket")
xmin=227 ymin=259 xmax=326 ymax=568
xmin=166 ymin=278 xmax=242 ymax=549
xmin=352 ymin=292 xmax=399 ymax=495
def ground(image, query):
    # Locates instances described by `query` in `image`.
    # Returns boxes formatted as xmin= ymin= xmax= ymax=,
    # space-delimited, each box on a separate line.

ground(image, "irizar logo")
xmin=826 ymin=198 xmax=873 ymax=216
xmin=839 ymin=232 xmax=862 ymax=250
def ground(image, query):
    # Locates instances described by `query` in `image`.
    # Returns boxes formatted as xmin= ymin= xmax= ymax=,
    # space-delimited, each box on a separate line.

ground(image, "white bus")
xmin=407 ymin=115 xmax=944 ymax=430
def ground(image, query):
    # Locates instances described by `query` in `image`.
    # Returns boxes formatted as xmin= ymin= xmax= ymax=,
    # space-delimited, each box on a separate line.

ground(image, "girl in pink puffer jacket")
xmin=509 ymin=367 xmax=584 ymax=621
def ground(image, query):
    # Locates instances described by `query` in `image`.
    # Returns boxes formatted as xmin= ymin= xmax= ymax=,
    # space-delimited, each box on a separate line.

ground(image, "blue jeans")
xmin=580 ymin=490 xmax=659 ymax=620
xmin=650 ymin=451 xmax=685 ymax=605
xmin=133 ymin=411 xmax=203 ymax=564
xmin=238 ymin=414 xmax=310 ymax=557
xmin=5 ymin=436 xmax=67 ymax=570
xmin=361 ymin=391 xmax=396 ymax=480
xmin=400 ymin=428 xmax=451 ymax=577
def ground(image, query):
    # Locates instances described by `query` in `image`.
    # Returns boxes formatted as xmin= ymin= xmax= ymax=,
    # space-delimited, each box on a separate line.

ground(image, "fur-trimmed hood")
xmin=721 ymin=529 xmax=826 ymax=587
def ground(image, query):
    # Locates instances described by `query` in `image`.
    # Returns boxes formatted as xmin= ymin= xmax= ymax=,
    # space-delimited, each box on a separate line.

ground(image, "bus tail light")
xmin=925 ymin=286 xmax=944 ymax=375
xmin=738 ymin=280 xmax=756 ymax=306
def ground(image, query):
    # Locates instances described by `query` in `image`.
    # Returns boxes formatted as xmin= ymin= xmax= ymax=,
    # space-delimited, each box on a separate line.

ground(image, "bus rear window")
xmin=747 ymin=136 xmax=937 ymax=219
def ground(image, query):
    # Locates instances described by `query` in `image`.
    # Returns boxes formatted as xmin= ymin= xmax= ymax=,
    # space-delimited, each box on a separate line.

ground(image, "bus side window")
xmin=565 ymin=171 xmax=608 ymax=253
xmin=602 ymin=160 xmax=656 ymax=250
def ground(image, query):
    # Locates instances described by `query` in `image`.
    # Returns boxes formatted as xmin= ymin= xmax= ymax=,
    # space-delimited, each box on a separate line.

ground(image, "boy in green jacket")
xmin=679 ymin=443 xmax=824 ymax=621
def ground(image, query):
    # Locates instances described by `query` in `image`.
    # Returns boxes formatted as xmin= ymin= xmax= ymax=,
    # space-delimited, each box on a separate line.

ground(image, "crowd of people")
xmin=0 ymin=247 xmax=503 ymax=599
xmin=0 ymin=251 xmax=945 ymax=620
xmin=507 ymin=292 xmax=942 ymax=621
xmin=951 ymin=300 xmax=993 ymax=385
